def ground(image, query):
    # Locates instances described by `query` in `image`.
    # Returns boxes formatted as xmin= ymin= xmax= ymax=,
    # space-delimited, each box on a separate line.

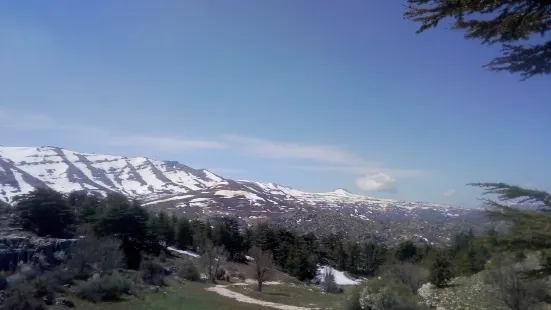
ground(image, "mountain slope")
xmin=0 ymin=146 xmax=487 ymax=243
xmin=0 ymin=146 xmax=224 ymax=201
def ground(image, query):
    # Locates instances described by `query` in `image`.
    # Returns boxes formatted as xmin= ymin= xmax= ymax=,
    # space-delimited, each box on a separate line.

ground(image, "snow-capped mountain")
xmin=0 ymin=146 xmax=224 ymax=202
xmin=0 ymin=146 xmax=487 ymax=243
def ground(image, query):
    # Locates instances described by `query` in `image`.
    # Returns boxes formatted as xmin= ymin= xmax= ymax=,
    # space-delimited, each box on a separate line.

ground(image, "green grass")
xmin=227 ymin=283 xmax=352 ymax=310
xmin=55 ymin=281 xmax=272 ymax=310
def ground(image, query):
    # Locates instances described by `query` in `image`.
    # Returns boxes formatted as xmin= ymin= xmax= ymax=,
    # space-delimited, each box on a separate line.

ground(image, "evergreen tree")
xmin=359 ymin=242 xmax=387 ymax=276
xmin=153 ymin=211 xmax=175 ymax=246
xmin=13 ymin=188 xmax=76 ymax=238
xmin=469 ymin=183 xmax=551 ymax=254
xmin=94 ymin=194 xmax=160 ymax=269
xmin=287 ymin=245 xmax=317 ymax=282
xmin=395 ymin=240 xmax=419 ymax=262
xmin=176 ymin=217 xmax=194 ymax=250
xmin=346 ymin=242 xmax=361 ymax=275
xmin=404 ymin=0 xmax=551 ymax=79
xmin=212 ymin=217 xmax=243 ymax=261
xmin=429 ymin=254 xmax=453 ymax=288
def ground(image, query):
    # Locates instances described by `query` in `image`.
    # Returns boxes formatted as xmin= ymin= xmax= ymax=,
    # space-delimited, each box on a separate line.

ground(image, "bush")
xmin=3 ymin=280 xmax=48 ymax=310
xmin=140 ymin=259 xmax=166 ymax=286
xmin=487 ymin=263 xmax=547 ymax=310
xmin=351 ymin=279 xmax=422 ymax=310
xmin=67 ymin=236 xmax=123 ymax=280
xmin=178 ymin=260 xmax=201 ymax=282
xmin=429 ymin=255 xmax=453 ymax=288
xmin=384 ymin=263 xmax=428 ymax=293
xmin=345 ymin=287 xmax=363 ymax=310
xmin=215 ymin=267 xmax=228 ymax=281
xmin=0 ymin=273 xmax=7 ymax=290
xmin=75 ymin=272 xmax=133 ymax=302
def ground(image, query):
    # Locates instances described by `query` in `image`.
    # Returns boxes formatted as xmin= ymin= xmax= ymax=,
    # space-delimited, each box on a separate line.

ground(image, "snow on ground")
xmin=167 ymin=247 xmax=200 ymax=258
xmin=316 ymin=265 xmax=359 ymax=285
xmin=207 ymin=285 xmax=316 ymax=310
xmin=143 ymin=195 xmax=194 ymax=206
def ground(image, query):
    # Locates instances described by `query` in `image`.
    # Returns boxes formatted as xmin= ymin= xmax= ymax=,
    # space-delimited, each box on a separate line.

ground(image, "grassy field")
xmin=227 ymin=283 xmax=352 ymax=310
xmin=53 ymin=281 xmax=273 ymax=310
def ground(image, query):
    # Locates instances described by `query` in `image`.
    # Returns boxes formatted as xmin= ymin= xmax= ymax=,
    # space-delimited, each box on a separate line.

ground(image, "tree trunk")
xmin=257 ymin=280 xmax=263 ymax=292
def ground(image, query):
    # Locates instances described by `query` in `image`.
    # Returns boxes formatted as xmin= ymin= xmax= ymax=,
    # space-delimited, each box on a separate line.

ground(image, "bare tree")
xmin=385 ymin=263 xmax=428 ymax=293
xmin=201 ymin=240 xmax=225 ymax=283
xmin=487 ymin=264 xmax=545 ymax=310
xmin=67 ymin=236 xmax=123 ymax=279
xmin=249 ymin=246 xmax=273 ymax=292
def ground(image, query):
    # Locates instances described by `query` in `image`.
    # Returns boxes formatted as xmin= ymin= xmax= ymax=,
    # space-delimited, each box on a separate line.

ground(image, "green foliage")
xmin=13 ymin=188 xmax=76 ymax=238
xmin=384 ymin=263 xmax=428 ymax=294
xmin=94 ymin=193 xmax=160 ymax=269
xmin=429 ymin=254 xmax=453 ymax=288
xmin=286 ymin=245 xmax=317 ymax=282
xmin=486 ymin=263 xmax=547 ymax=310
xmin=469 ymin=183 xmax=551 ymax=255
xmin=140 ymin=258 xmax=167 ymax=286
xmin=151 ymin=211 xmax=176 ymax=246
xmin=321 ymin=268 xmax=343 ymax=294
xmin=404 ymin=0 xmax=551 ymax=79
xmin=345 ymin=287 xmax=363 ymax=310
xmin=67 ymin=236 xmax=123 ymax=279
xmin=177 ymin=259 xmax=201 ymax=282
xmin=3 ymin=280 xmax=48 ymax=310
xmin=354 ymin=279 xmax=422 ymax=310
xmin=212 ymin=217 xmax=245 ymax=261
xmin=176 ymin=217 xmax=194 ymax=250
xmin=68 ymin=190 xmax=103 ymax=224
xmin=395 ymin=240 xmax=422 ymax=263
xmin=75 ymin=272 xmax=133 ymax=302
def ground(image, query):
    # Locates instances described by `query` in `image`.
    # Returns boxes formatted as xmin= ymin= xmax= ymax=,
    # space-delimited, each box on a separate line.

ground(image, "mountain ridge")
xmin=0 ymin=145 xmax=487 ymax=243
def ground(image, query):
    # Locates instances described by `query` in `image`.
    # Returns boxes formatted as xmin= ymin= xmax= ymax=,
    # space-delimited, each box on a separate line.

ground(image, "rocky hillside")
xmin=0 ymin=146 xmax=488 ymax=243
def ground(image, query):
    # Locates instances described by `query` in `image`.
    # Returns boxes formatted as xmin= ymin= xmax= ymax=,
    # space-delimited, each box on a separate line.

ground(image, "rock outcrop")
xmin=0 ymin=235 xmax=75 ymax=271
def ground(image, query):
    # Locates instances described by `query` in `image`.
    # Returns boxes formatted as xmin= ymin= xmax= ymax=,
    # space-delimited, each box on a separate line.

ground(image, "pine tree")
xmin=94 ymin=194 xmax=160 ymax=269
xmin=404 ymin=0 xmax=551 ymax=80
xmin=469 ymin=183 xmax=551 ymax=253
xmin=13 ymin=188 xmax=76 ymax=238
xmin=429 ymin=254 xmax=453 ymax=288
xmin=176 ymin=217 xmax=194 ymax=250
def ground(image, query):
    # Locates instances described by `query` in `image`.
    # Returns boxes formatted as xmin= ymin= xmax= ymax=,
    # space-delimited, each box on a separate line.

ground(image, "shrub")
xmin=140 ymin=259 xmax=166 ymax=286
xmin=487 ymin=263 xmax=547 ymax=310
xmin=351 ymin=279 xmax=422 ymax=310
xmin=345 ymin=287 xmax=363 ymax=310
xmin=429 ymin=255 xmax=453 ymax=288
xmin=0 ymin=273 xmax=7 ymax=290
xmin=178 ymin=260 xmax=201 ymax=282
xmin=67 ymin=236 xmax=123 ymax=279
xmin=384 ymin=263 xmax=428 ymax=293
xmin=75 ymin=272 xmax=133 ymax=302
xmin=3 ymin=280 xmax=48 ymax=310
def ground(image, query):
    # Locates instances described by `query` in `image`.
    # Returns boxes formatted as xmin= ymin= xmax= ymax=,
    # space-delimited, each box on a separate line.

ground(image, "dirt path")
xmin=206 ymin=285 xmax=319 ymax=310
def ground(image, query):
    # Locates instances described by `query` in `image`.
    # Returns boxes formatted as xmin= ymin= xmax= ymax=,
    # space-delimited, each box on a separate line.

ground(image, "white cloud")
xmin=223 ymin=134 xmax=427 ymax=193
xmin=0 ymin=108 xmax=426 ymax=192
xmin=355 ymin=173 xmax=397 ymax=192
xmin=443 ymin=189 xmax=457 ymax=197
xmin=223 ymin=134 xmax=376 ymax=166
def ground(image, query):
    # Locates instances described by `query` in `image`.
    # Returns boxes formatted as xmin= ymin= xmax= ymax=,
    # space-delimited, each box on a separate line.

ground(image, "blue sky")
xmin=0 ymin=0 xmax=549 ymax=207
